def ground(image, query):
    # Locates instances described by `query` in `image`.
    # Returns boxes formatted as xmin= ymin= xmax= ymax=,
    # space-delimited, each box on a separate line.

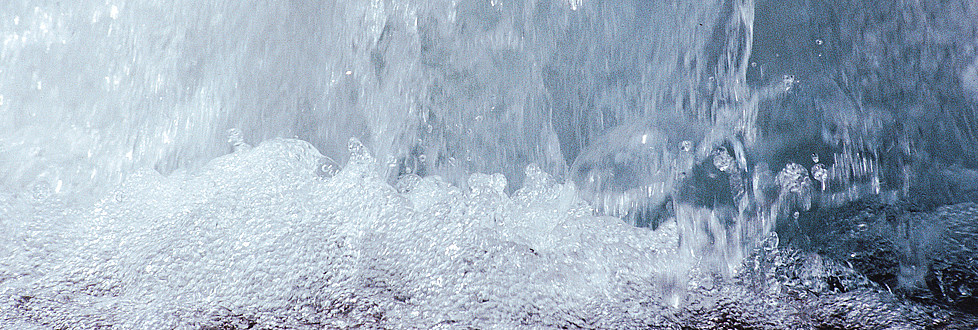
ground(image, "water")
xmin=2 ymin=0 xmax=978 ymax=328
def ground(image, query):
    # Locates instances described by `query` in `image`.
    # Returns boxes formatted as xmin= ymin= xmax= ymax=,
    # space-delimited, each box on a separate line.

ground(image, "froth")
xmin=1 ymin=138 xmax=691 ymax=328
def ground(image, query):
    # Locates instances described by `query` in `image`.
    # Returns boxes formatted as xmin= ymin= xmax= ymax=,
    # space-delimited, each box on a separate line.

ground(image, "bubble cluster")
xmin=1 ymin=138 xmax=967 ymax=328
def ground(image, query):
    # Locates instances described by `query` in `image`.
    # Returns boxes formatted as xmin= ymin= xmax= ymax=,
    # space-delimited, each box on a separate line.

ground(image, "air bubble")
xmin=317 ymin=156 xmax=341 ymax=178
xmin=468 ymin=173 xmax=507 ymax=194
xmin=811 ymin=163 xmax=828 ymax=190
xmin=524 ymin=163 xmax=543 ymax=178
xmin=713 ymin=147 xmax=736 ymax=172
xmin=348 ymin=137 xmax=369 ymax=163
xmin=782 ymin=75 xmax=796 ymax=91
xmin=776 ymin=163 xmax=811 ymax=194
xmin=762 ymin=232 xmax=779 ymax=251
xmin=523 ymin=163 xmax=552 ymax=189
xmin=227 ymin=128 xmax=251 ymax=152
xmin=394 ymin=174 xmax=422 ymax=193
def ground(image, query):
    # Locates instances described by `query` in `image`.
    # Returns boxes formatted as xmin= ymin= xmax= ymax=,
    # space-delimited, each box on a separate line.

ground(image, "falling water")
xmin=2 ymin=0 xmax=978 ymax=328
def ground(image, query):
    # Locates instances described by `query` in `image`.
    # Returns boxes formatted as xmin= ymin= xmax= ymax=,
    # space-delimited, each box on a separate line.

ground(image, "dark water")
xmin=1 ymin=0 xmax=978 ymax=328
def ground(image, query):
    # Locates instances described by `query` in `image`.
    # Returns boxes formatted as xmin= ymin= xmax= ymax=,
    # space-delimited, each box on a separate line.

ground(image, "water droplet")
xmin=713 ymin=147 xmax=736 ymax=172
xmin=776 ymin=163 xmax=811 ymax=194
xmin=346 ymin=137 xmax=378 ymax=177
xmin=523 ymin=163 xmax=552 ymax=189
xmin=227 ymin=128 xmax=250 ymax=152
xmin=490 ymin=173 xmax=507 ymax=193
xmin=815 ymin=39 xmax=823 ymax=45
xmin=317 ymin=156 xmax=341 ymax=178
xmin=793 ymin=211 xmax=800 ymax=219
xmin=811 ymin=163 xmax=828 ymax=189
xmin=781 ymin=75 xmax=796 ymax=91
xmin=811 ymin=153 xmax=819 ymax=163
xmin=348 ymin=137 xmax=369 ymax=162
xmin=525 ymin=163 xmax=542 ymax=177
xmin=762 ymin=232 xmax=779 ymax=251
xmin=395 ymin=174 xmax=422 ymax=193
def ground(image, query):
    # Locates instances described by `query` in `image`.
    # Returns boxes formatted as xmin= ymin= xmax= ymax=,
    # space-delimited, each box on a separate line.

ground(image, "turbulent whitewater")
xmin=0 ymin=137 xmax=958 ymax=328
xmin=2 ymin=0 xmax=978 ymax=328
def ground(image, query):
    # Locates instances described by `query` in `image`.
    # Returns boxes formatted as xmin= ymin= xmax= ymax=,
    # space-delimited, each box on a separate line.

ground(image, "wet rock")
xmin=792 ymin=201 xmax=978 ymax=315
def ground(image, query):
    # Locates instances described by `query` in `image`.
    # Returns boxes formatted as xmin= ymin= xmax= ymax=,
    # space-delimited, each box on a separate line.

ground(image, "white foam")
xmin=0 ymin=138 xmax=695 ymax=328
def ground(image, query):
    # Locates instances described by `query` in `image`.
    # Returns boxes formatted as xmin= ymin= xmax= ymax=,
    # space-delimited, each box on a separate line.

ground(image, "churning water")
xmin=2 ymin=0 xmax=978 ymax=328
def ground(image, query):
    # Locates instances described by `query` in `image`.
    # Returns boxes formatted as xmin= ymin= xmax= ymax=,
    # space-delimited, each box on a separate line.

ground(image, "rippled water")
xmin=2 ymin=0 xmax=978 ymax=328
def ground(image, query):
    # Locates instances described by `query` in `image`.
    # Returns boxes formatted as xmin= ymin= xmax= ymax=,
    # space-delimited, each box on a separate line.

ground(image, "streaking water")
xmin=2 ymin=0 xmax=978 ymax=328
xmin=0 ymin=138 xmax=959 ymax=328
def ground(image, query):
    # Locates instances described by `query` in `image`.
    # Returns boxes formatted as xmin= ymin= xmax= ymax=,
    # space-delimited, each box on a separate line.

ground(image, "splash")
xmin=3 ymin=0 xmax=978 ymax=327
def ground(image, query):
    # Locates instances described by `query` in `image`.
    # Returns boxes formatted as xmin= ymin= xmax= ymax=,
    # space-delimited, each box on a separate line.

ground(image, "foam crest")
xmin=0 ymin=138 xmax=695 ymax=328
xmin=3 ymin=136 xmax=965 ymax=328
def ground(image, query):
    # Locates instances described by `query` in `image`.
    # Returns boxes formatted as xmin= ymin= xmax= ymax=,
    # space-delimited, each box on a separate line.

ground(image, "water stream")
xmin=2 ymin=0 xmax=978 ymax=328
